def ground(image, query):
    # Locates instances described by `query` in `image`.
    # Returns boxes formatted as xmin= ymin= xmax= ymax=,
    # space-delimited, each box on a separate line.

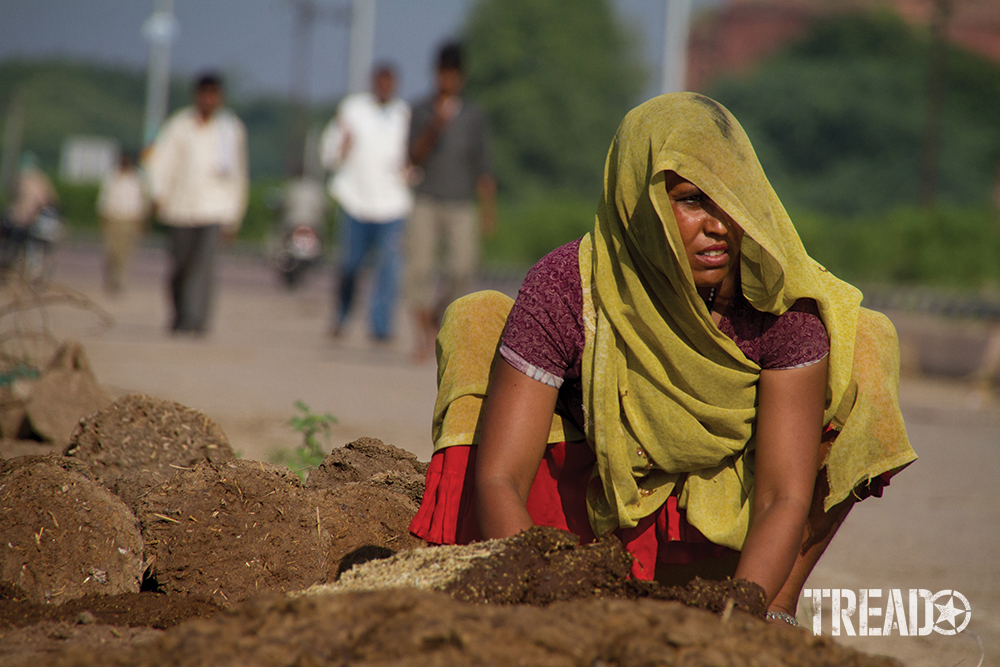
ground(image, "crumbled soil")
xmin=306 ymin=435 xmax=429 ymax=504
xmin=64 ymin=394 xmax=235 ymax=488
xmin=0 ymin=591 xmax=222 ymax=629
xmin=12 ymin=588 xmax=903 ymax=667
xmin=0 ymin=622 xmax=162 ymax=667
xmin=135 ymin=459 xmax=423 ymax=604
xmin=0 ymin=456 xmax=145 ymax=605
xmin=443 ymin=526 xmax=640 ymax=605
xmin=327 ymin=525 xmax=767 ymax=616
xmin=0 ymin=403 xmax=902 ymax=667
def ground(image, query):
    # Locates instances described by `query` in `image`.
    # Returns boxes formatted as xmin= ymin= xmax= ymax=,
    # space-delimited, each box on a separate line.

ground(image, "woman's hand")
xmin=735 ymin=356 xmax=828 ymax=607
xmin=475 ymin=358 xmax=559 ymax=539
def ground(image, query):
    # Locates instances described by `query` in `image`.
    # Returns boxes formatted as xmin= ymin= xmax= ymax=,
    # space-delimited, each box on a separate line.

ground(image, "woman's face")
xmin=664 ymin=172 xmax=744 ymax=288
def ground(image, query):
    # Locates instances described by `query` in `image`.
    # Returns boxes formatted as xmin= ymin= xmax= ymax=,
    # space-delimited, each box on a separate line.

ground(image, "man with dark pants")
xmin=320 ymin=64 xmax=411 ymax=342
xmin=146 ymin=72 xmax=249 ymax=334
xmin=407 ymin=42 xmax=496 ymax=362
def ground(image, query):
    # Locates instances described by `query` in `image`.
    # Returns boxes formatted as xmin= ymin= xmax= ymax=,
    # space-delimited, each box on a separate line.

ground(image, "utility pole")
xmin=919 ymin=0 xmax=953 ymax=209
xmin=661 ymin=0 xmax=692 ymax=94
xmin=141 ymin=0 xmax=179 ymax=148
xmin=0 ymin=91 xmax=25 ymax=199
xmin=284 ymin=0 xmax=355 ymax=176
xmin=347 ymin=0 xmax=376 ymax=95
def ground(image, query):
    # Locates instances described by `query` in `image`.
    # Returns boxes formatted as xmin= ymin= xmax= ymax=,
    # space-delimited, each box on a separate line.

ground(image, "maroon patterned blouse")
xmin=499 ymin=239 xmax=830 ymax=431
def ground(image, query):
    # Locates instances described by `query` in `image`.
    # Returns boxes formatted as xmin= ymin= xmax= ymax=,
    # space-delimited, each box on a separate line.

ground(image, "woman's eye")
xmin=677 ymin=193 xmax=705 ymax=205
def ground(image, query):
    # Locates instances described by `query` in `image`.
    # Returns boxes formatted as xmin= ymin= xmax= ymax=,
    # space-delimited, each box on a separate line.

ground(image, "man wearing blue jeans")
xmin=335 ymin=212 xmax=403 ymax=340
xmin=320 ymin=64 xmax=412 ymax=341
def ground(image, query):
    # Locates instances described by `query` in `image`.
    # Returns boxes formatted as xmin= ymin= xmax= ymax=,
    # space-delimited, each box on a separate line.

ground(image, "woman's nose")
xmin=703 ymin=214 xmax=727 ymax=236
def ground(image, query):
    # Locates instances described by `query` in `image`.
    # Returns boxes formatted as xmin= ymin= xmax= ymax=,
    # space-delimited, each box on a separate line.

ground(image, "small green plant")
xmin=272 ymin=400 xmax=338 ymax=481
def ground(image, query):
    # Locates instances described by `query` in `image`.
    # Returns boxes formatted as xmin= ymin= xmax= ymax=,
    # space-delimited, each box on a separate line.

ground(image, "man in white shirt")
xmin=97 ymin=152 xmax=149 ymax=294
xmin=320 ymin=64 xmax=412 ymax=342
xmin=145 ymin=72 xmax=249 ymax=335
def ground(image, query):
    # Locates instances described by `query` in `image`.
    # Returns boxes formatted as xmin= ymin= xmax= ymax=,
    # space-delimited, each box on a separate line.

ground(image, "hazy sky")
xmin=1 ymin=0 xmax=724 ymax=104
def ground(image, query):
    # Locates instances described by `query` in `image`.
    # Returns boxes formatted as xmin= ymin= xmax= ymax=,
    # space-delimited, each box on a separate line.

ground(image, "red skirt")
xmin=409 ymin=440 xmax=732 ymax=580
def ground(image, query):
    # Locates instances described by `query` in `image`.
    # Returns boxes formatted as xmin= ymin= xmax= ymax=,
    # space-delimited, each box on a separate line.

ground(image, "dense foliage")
xmin=463 ymin=0 xmax=646 ymax=198
xmin=0 ymin=60 xmax=333 ymax=182
xmin=707 ymin=12 xmax=1000 ymax=217
xmin=794 ymin=206 xmax=1000 ymax=289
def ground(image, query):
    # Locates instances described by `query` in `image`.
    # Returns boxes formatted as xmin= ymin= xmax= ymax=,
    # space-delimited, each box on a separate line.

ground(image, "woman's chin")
xmin=692 ymin=266 xmax=733 ymax=288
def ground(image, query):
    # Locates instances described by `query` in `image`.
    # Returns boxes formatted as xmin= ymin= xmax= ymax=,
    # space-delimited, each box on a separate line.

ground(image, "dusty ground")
xmin=1 ymin=240 xmax=997 ymax=666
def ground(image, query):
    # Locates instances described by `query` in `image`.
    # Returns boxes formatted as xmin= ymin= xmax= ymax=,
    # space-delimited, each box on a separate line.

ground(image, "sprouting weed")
xmin=272 ymin=400 xmax=338 ymax=482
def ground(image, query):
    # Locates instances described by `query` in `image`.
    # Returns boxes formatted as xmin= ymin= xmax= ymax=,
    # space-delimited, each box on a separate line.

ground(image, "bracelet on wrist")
xmin=765 ymin=610 xmax=799 ymax=627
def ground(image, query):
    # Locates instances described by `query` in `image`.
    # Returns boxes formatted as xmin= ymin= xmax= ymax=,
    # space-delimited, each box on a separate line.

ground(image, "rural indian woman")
xmin=408 ymin=92 xmax=916 ymax=625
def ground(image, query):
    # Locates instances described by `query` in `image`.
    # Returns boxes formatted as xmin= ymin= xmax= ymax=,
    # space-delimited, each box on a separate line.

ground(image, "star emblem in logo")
xmin=931 ymin=590 xmax=972 ymax=635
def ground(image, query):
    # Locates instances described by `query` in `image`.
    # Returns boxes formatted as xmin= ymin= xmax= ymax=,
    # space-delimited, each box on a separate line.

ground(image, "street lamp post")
xmin=662 ymin=0 xmax=692 ymax=94
xmin=141 ymin=0 xmax=179 ymax=148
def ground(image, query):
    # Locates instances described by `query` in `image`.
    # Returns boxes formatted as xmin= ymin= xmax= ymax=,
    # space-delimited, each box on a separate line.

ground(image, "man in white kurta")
xmin=97 ymin=152 xmax=149 ymax=294
xmin=320 ymin=64 xmax=412 ymax=341
xmin=145 ymin=73 xmax=249 ymax=334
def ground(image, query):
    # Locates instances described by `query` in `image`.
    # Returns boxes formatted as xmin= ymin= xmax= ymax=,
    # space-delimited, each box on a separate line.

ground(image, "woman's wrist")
xmin=765 ymin=605 xmax=800 ymax=627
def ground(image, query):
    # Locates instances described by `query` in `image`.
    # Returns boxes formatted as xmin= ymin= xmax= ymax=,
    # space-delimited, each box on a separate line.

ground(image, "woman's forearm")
xmin=734 ymin=497 xmax=810 ymax=605
xmin=476 ymin=475 xmax=534 ymax=539
xmin=474 ymin=359 xmax=559 ymax=540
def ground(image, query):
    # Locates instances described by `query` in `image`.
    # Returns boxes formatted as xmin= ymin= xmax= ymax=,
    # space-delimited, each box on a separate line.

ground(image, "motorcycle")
xmin=271 ymin=222 xmax=323 ymax=288
xmin=265 ymin=178 xmax=327 ymax=288
xmin=0 ymin=205 xmax=64 ymax=284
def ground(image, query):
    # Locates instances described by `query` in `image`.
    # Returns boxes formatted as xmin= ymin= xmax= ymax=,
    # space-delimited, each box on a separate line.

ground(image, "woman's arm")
xmin=475 ymin=358 xmax=560 ymax=539
xmin=734 ymin=356 xmax=828 ymax=606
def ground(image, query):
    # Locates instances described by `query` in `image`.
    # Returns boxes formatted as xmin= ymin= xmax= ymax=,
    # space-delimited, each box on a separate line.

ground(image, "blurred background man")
xmin=320 ymin=63 xmax=411 ymax=343
xmin=0 ymin=153 xmax=59 ymax=279
xmin=406 ymin=41 xmax=496 ymax=362
xmin=145 ymin=72 xmax=249 ymax=335
xmin=96 ymin=151 xmax=149 ymax=295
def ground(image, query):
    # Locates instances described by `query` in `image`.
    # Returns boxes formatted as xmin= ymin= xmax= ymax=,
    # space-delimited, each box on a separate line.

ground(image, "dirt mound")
xmin=20 ymin=587 xmax=903 ymax=667
xmin=443 ymin=527 xmax=636 ymax=605
xmin=0 ymin=591 xmax=222 ymax=630
xmin=0 ymin=456 xmax=145 ymax=605
xmin=0 ymin=622 xmax=162 ymax=667
xmin=0 ymin=438 xmax=60 ymax=460
xmin=0 ymin=429 xmax=905 ymax=667
xmin=64 ymin=394 xmax=234 ymax=487
xmin=136 ymin=459 xmax=422 ymax=604
xmin=306 ymin=435 xmax=428 ymax=504
xmin=328 ymin=526 xmax=767 ymax=616
xmin=330 ymin=526 xmax=636 ymax=605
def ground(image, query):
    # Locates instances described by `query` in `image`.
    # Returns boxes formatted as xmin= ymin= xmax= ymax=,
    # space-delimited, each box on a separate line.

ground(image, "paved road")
xmin=18 ymin=241 xmax=1000 ymax=667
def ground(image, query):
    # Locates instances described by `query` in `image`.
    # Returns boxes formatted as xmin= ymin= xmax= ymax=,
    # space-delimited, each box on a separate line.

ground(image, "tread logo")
xmin=802 ymin=589 xmax=972 ymax=636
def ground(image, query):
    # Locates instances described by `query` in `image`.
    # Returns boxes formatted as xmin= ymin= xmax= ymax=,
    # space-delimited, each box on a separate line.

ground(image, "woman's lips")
xmin=695 ymin=244 xmax=729 ymax=268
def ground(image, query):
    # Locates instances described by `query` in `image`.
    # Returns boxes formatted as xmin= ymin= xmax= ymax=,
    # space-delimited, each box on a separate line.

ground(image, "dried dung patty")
xmin=0 ymin=456 xmax=145 ymax=605
xmin=64 ymin=394 xmax=234 ymax=487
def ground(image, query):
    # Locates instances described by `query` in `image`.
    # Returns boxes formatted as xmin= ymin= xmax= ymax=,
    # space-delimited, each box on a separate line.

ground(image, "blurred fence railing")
xmin=861 ymin=286 xmax=1000 ymax=321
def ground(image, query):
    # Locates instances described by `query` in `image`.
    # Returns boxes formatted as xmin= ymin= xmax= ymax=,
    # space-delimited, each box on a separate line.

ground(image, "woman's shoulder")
xmin=762 ymin=298 xmax=830 ymax=370
xmin=522 ymin=239 xmax=582 ymax=286
xmin=515 ymin=238 xmax=584 ymax=323
xmin=501 ymin=239 xmax=586 ymax=381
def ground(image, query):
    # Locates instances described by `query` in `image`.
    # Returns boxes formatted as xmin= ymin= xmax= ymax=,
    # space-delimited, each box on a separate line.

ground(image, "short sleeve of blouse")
xmin=499 ymin=240 xmax=584 ymax=387
xmin=757 ymin=299 xmax=830 ymax=370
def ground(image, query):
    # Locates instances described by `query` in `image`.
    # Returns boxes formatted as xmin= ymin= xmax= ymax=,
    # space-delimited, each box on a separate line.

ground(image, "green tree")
xmin=707 ymin=12 xmax=1000 ymax=217
xmin=0 ymin=60 xmax=336 ymax=183
xmin=463 ymin=0 xmax=646 ymax=198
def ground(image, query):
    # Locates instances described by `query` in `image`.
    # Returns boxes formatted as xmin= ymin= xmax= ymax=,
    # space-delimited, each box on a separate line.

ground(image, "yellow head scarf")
xmin=580 ymin=93 xmax=915 ymax=547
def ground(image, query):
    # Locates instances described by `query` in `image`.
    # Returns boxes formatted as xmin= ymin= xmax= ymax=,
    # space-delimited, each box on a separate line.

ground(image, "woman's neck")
xmin=699 ymin=267 xmax=740 ymax=322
